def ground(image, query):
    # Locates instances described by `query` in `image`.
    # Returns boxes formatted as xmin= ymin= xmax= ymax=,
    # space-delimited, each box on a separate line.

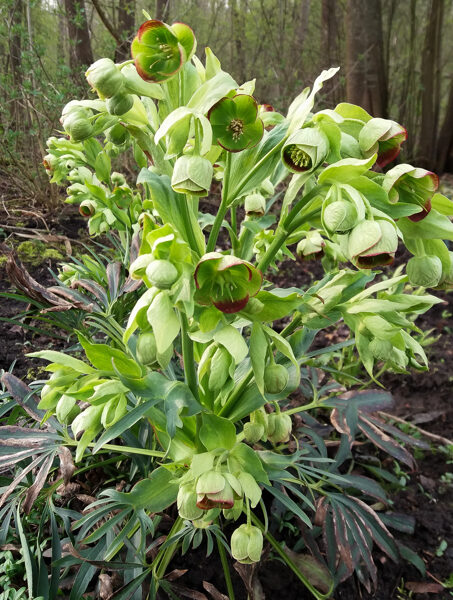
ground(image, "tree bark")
xmin=155 ymin=0 xmax=170 ymax=21
xmin=345 ymin=0 xmax=387 ymax=117
xmin=436 ymin=76 xmax=453 ymax=173
xmin=114 ymin=0 xmax=135 ymax=62
xmin=321 ymin=0 xmax=340 ymax=105
xmin=64 ymin=0 xmax=93 ymax=70
xmin=418 ymin=0 xmax=443 ymax=169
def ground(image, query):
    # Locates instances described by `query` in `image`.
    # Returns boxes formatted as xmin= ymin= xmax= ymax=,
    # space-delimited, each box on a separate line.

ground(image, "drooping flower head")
xmin=382 ymin=164 xmax=439 ymax=222
xmin=131 ymin=20 xmax=196 ymax=83
xmin=358 ymin=117 xmax=407 ymax=168
xmin=346 ymin=214 xmax=398 ymax=269
xmin=194 ymin=252 xmax=262 ymax=313
xmin=208 ymin=95 xmax=264 ymax=152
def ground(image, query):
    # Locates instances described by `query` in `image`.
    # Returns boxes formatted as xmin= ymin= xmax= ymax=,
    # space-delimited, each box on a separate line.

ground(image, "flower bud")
xmin=106 ymin=93 xmax=134 ymax=116
xmin=436 ymin=251 xmax=453 ymax=290
xmin=267 ymin=412 xmax=292 ymax=444
xmin=245 ymin=192 xmax=266 ymax=217
xmin=136 ymin=331 xmax=158 ymax=366
xmin=264 ymin=364 xmax=289 ymax=394
xmin=282 ymin=127 xmax=329 ymax=173
xmin=111 ymin=172 xmax=127 ymax=186
xmin=171 ymin=155 xmax=213 ymax=197
xmin=129 ymin=254 xmax=154 ymax=280
xmin=406 ymin=255 xmax=443 ymax=288
xmin=296 ymin=231 xmax=325 ymax=260
xmin=208 ymin=346 xmax=231 ymax=392
xmin=106 ymin=123 xmax=130 ymax=146
xmin=243 ymin=421 xmax=265 ymax=444
xmin=177 ymin=483 xmax=203 ymax=520
xmin=145 ymin=259 xmax=178 ymax=289
xmin=323 ymin=199 xmax=358 ymax=233
xmin=231 ymin=524 xmax=263 ymax=564
xmin=86 ymin=58 xmax=124 ymax=98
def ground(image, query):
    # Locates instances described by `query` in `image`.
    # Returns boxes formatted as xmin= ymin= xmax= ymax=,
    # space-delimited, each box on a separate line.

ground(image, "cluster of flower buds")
xmin=243 ymin=407 xmax=292 ymax=445
xmin=86 ymin=58 xmax=135 ymax=117
xmin=61 ymin=104 xmax=94 ymax=142
xmin=341 ymin=211 xmax=398 ymax=269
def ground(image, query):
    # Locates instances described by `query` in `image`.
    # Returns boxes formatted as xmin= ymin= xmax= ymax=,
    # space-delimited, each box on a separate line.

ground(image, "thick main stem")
xmin=179 ymin=311 xmax=199 ymax=401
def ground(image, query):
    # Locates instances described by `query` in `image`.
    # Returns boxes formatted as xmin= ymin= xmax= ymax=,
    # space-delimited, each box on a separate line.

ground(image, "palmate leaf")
xmin=322 ymin=389 xmax=420 ymax=468
xmin=321 ymin=492 xmax=398 ymax=591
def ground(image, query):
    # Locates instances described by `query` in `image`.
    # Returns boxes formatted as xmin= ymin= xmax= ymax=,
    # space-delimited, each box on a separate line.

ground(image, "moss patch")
xmin=17 ymin=240 xmax=65 ymax=266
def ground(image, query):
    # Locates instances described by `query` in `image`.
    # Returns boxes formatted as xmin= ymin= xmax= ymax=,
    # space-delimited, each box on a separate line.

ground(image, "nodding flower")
xmin=383 ymin=163 xmax=439 ymax=222
xmin=194 ymin=252 xmax=262 ymax=314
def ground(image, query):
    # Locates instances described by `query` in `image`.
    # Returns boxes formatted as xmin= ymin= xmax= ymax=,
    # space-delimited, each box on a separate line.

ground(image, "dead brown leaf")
xmin=405 ymin=581 xmax=444 ymax=594
xmin=58 ymin=446 xmax=76 ymax=485
xmin=233 ymin=562 xmax=265 ymax=600
xmin=202 ymin=581 xmax=229 ymax=600
xmin=98 ymin=573 xmax=114 ymax=599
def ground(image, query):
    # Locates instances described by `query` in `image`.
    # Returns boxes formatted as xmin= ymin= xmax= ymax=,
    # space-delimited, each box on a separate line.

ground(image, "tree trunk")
xmin=114 ymin=0 xmax=135 ymax=62
xmin=321 ymin=0 xmax=340 ymax=105
xmin=231 ymin=0 xmax=246 ymax=84
xmin=418 ymin=0 xmax=443 ymax=169
xmin=155 ymin=0 xmax=170 ymax=21
xmin=436 ymin=76 xmax=453 ymax=173
xmin=64 ymin=0 xmax=93 ymax=70
xmin=345 ymin=0 xmax=387 ymax=117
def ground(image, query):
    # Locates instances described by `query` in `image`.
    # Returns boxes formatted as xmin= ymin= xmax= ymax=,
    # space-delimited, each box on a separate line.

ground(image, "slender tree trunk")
xmin=114 ymin=0 xmax=135 ymax=62
xmin=418 ymin=0 xmax=443 ymax=169
xmin=321 ymin=0 xmax=340 ymax=105
xmin=64 ymin=0 xmax=93 ymax=70
xmin=231 ymin=0 xmax=246 ymax=84
xmin=345 ymin=0 xmax=387 ymax=117
xmin=436 ymin=76 xmax=453 ymax=173
xmin=9 ymin=0 xmax=24 ymax=134
xmin=155 ymin=0 xmax=170 ymax=21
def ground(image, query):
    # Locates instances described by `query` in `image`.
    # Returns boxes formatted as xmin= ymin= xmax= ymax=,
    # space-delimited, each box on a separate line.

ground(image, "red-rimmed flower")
xmin=194 ymin=252 xmax=262 ymax=313
xmin=196 ymin=470 xmax=234 ymax=510
xmin=208 ymin=95 xmax=264 ymax=152
xmin=347 ymin=216 xmax=398 ymax=269
xmin=131 ymin=20 xmax=182 ymax=83
xmin=358 ymin=117 xmax=407 ymax=168
xmin=382 ymin=164 xmax=439 ymax=222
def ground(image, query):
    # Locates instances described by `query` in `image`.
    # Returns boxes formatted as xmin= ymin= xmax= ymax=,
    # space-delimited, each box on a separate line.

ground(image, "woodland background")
xmin=1 ymin=0 xmax=453 ymax=201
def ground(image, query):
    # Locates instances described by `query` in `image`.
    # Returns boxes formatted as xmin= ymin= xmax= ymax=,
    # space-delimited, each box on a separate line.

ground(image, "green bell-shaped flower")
xmin=171 ymin=155 xmax=213 ymax=196
xmin=296 ymin=230 xmax=325 ymax=260
xmin=347 ymin=216 xmax=398 ymax=268
xmin=131 ymin=20 xmax=193 ymax=83
xmin=244 ymin=192 xmax=266 ymax=217
xmin=231 ymin=524 xmax=263 ymax=564
xmin=194 ymin=252 xmax=262 ymax=314
xmin=177 ymin=483 xmax=203 ymax=521
xmin=136 ymin=330 xmax=158 ymax=366
xmin=86 ymin=58 xmax=124 ymax=98
xmin=406 ymin=255 xmax=443 ymax=288
xmin=282 ymin=126 xmax=329 ymax=173
xmin=208 ymin=95 xmax=264 ymax=152
xmin=383 ymin=164 xmax=439 ymax=222
xmin=196 ymin=470 xmax=234 ymax=510
xmin=106 ymin=123 xmax=130 ymax=146
xmin=358 ymin=117 xmax=407 ymax=168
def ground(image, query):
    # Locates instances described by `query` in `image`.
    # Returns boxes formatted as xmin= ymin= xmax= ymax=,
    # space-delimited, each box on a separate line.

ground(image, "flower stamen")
xmin=228 ymin=118 xmax=244 ymax=141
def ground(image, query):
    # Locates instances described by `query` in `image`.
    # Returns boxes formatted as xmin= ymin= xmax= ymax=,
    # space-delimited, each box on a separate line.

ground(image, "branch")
xmin=91 ymin=0 xmax=123 ymax=45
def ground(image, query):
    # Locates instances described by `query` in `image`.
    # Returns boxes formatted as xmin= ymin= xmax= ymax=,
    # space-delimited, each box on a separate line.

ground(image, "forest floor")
xmin=0 ymin=184 xmax=452 ymax=600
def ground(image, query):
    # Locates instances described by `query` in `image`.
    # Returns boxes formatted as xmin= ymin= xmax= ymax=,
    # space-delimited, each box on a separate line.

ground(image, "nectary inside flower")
xmin=283 ymin=145 xmax=312 ymax=171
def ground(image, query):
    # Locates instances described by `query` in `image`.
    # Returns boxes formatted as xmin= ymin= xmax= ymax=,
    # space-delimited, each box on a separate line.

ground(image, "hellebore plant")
xmin=23 ymin=12 xmax=453 ymax=600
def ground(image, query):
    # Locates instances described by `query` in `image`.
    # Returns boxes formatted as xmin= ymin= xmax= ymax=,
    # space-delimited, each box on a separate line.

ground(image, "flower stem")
xmin=153 ymin=516 xmax=185 ymax=580
xmin=207 ymin=152 xmax=232 ymax=252
xmin=251 ymin=514 xmax=333 ymax=600
xmin=179 ymin=311 xmax=199 ymax=401
xmin=217 ymin=531 xmax=236 ymax=600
